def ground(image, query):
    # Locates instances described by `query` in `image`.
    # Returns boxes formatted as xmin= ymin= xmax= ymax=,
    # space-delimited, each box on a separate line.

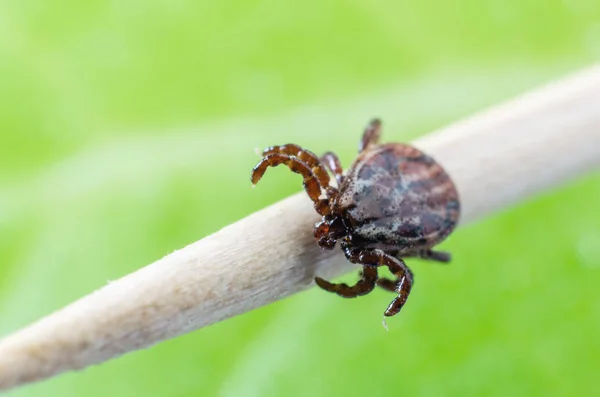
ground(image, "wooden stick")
xmin=1 ymin=64 xmax=599 ymax=392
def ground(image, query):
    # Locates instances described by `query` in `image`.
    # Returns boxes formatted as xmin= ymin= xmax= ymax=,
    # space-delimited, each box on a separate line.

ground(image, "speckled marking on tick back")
xmin=334 ymin=143 xmax=459 ymax=253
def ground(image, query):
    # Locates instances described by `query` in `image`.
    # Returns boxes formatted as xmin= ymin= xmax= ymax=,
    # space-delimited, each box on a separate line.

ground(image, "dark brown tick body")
xmin=251 ymin=119 xmax=460 ymax=317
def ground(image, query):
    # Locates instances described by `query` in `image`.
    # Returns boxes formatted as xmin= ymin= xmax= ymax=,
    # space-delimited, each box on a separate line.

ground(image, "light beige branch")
xmin=1 ymin=64 xmax=600 ymax=392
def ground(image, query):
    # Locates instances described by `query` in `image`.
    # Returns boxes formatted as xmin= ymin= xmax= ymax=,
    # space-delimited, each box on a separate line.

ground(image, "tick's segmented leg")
xmin=400 ymin=249 xmax=451 ymax=263
xmin=251 ymin=153 xmax=334 ymax=215
xmin=261 ymin=144 xmax=330 ymax=188
xmin=375 ymin=277 xmax=396 ymax=293
xmin=358 ymin=250 xmax=414 ymax=317
xmin=376 ymin=267 xmax=414 ymax=292
xmin=314 ymin=265 xmax=377 ymax=298
xmin=418 ymin=249 xmax=451 ymax=263
xmin=358 ymin=118 xmax=382 ymax=152
xmin=320 ymin=151 xmax=344 ymax=186
xmin=251 ymin=153 xmax=320 ymax=199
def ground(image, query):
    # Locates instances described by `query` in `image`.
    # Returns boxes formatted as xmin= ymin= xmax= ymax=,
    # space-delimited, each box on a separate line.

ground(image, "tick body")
xmin=251 ymin=119 xmax=460 ymax=317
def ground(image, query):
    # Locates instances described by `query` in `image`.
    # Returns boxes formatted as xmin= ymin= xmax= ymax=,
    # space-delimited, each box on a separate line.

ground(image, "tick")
xmin=251 ymin=119 xmax=460 ymax=317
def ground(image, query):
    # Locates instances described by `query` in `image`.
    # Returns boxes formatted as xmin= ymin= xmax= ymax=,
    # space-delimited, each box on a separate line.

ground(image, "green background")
xmin=1 ymin=1 xmax=600 ymax=396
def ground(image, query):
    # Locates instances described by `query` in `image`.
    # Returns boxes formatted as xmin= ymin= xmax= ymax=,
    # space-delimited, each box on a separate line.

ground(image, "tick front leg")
xmin=358 ymin=118 xmax=382 ymax=152
xmin=314 ymin=265 xmax=377 ymax=298
xmin=251 ymin=153 xmax=322 ymax=201
xmin=260 ymin=144 xmax=330 ymax=187
xmin=359 ymin=250 xmax=414 ymax=317
xmin=320 ymin=151 xmax=344 ymax=186
xmin=251 ymin=151 xmax=336 ymax=216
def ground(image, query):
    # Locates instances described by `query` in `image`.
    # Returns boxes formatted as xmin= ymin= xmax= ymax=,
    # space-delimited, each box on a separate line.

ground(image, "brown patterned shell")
xmin=333 ymin=143 xmax=460 ymax=254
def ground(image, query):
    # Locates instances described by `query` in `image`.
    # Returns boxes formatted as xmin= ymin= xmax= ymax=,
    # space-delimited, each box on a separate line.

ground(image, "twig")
xmin=1 ymin=64 xmax=599 ymax=392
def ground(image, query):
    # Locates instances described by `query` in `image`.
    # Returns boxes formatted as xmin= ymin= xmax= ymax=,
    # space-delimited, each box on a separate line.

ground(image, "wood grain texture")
xmin=1 ymin=64 xmax=599 ymax=391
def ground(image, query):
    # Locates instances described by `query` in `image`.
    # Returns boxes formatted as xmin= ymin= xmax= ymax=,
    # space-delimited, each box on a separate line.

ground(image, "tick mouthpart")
xmin=317 ymin=237 xmax=336 ymax=250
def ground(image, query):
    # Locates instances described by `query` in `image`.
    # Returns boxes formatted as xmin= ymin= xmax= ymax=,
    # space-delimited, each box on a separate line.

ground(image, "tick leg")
xmin=260 ymin=144 xmax=330 ymax=188
xmin=320 ymin=151 xmax=344 ymax=185
xmin=254 ymin=144 xmax=340 ymax=215
xmin=376 ymin=266 xmax=414 ymax=294
xmin=251 ymin=153 xmax=335 ymax=216
xmin=358 ymin=118 xmax=382 ymax=152
xmin=419 ymin=249 xmax=451 ymax=263
xmin=314 ymin=265 xmax=377 ymax=298
xmin=358 ymin=250 xmax=414 ymax=317
xmin=403 ymin=249 xmax=451 ymax=263
xmin=394 ymin=250 xmax=452 ymax=263
xmin=251 ymin=153 xmax=321 ymax=199
xmin=375 ymin=277 xmax=399 ymax=293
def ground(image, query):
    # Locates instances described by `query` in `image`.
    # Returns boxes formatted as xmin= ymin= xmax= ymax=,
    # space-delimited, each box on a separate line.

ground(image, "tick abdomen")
xmin=336 ymin=143 xmax=460 ymax=252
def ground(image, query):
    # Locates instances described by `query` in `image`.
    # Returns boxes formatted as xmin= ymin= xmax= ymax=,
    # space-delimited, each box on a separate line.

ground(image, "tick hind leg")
xmin=315 ymin=265 xmax=377 ymax=298
xmin=401 ymin=249 xmax=451 ymax=263
xmin=418 ymin=249 xmax=451 ymax=263
xmin=358 ymin=118 xmax=382 ymax=152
